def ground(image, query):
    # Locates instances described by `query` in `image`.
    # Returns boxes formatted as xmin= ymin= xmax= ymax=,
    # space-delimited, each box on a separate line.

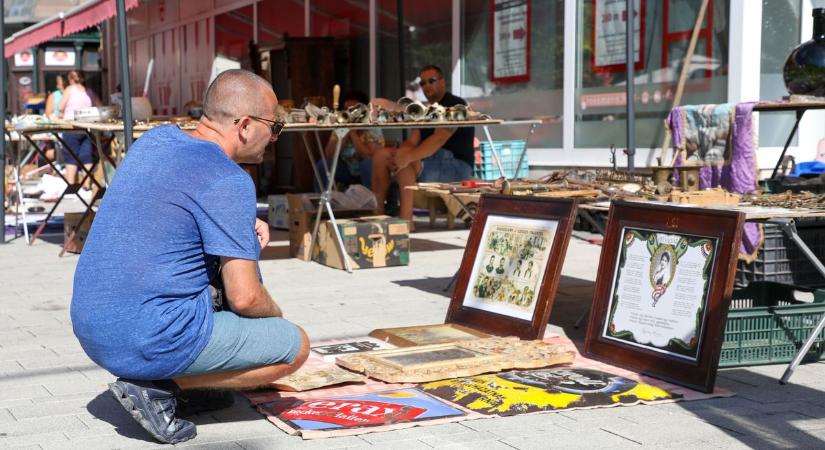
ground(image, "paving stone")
xmin=357 ymin=422 xmax=471 ymax=444
xmin=418 ymin=430 xmax=507 ymax=447
xmin=0 ymin=431 xmax=70 ymax=449
xmin=0 ymin=385 xmax=50 ymax=402
xmin=0 ymin=415 xmax=88 ymax=437
xmin=499 ymin=427 xmax=640 ymax=449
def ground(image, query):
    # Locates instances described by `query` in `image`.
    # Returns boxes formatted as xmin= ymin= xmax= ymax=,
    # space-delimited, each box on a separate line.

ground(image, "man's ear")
xmin=236 ymin=116 xmax=250 ymax=143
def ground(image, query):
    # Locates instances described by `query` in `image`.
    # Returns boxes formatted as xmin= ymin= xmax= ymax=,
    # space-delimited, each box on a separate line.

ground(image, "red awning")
xmin=5 ymin=0 xmax=140 ymax=58
xmin=63 ymin=0 xmax=139 ymax=37
xmin=5 ymin=17 xmax=63 ymax=58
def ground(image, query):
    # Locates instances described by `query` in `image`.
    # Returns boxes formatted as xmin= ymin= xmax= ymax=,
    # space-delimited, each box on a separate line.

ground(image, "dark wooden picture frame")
xmin=445 ymin=194 xmax=578 ymax=339
xmin=585 ymin=201 xmax=744 ymax=393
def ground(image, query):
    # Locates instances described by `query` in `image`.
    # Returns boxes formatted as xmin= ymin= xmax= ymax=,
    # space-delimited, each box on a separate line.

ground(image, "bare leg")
xmin=64 ymin=164 xmax=78 ymax=186
xmin=395 ymin=162 xmax=419 ymax=225
xmin=82 ymin=163 xmax=93 ymax=190
xmin=371 ymin=148 xmax=392 ymax=214
xmin=173 ymin=328 xmax=310 ymax=390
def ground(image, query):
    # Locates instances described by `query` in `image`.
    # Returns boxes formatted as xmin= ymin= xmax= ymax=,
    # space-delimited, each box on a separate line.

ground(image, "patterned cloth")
xmin=667 ymin=102 xmax=761 ymax=261
xmin=340 ymin=129 xmax=384 ymax=177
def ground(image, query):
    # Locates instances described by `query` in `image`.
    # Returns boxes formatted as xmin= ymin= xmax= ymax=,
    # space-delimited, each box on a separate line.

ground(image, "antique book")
xmin=336 ymin=337 xmax=575 ymax=383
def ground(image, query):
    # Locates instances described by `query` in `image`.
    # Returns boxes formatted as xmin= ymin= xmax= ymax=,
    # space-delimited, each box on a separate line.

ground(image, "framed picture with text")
xmin=490 ymin=0 xmax=531 ymax=83
xmin=585 ymin=200 xmax=744 ymax=393
xmin=446 ymin=194 xmax=578 ymax=339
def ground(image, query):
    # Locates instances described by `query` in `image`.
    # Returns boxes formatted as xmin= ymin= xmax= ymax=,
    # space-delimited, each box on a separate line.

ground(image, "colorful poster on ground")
xmin=491 ymin=0 xmax=530 ymax=83
xmin=603 ymin=228 xmax=717 ymax=361
xmin=462 ymin=214 xmax=557 ymax=321
xmin=593 ymin=0 xmax=645 ymax=72
xmin=421 ymin=368 xmax=679 ymax=415
xmin=268 ymin=388 xmax=466 ymax=431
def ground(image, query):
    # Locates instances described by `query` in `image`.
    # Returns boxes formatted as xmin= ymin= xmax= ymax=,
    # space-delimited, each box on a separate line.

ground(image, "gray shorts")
xmin=179 ymin=311 xmax=303 ymax=376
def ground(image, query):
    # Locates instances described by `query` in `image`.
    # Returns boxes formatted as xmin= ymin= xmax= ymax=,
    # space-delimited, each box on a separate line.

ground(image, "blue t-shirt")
xmin=70 ymin=125 xmax=260 ymax=380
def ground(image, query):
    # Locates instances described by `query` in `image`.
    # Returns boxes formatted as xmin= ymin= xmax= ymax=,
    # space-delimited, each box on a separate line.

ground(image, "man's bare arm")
xmin=394 ymin=128 xmax=456 ymax=170
xmin=220 ymin=257 xmax=282 ymax=317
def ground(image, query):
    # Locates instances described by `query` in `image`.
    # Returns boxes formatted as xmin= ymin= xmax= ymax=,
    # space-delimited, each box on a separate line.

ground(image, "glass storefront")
xmin=461 ymin=0 xmax=564 ymax=148
xmin=759 ymin=0 xmax=802 ymax=148
xmin=575 ymin=0 xmax=730 ymax=149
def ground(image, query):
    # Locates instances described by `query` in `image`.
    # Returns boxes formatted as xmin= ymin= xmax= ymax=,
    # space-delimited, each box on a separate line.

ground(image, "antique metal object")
xmin=679 ymin=166 xmax=701 ymax=192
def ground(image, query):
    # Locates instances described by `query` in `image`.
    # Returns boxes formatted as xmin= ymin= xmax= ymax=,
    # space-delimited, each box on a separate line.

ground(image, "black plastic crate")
xmin=735 ymin=219 xmax=825 ymax=288
xmin=766 ymin=176 xmax=825 ymax=194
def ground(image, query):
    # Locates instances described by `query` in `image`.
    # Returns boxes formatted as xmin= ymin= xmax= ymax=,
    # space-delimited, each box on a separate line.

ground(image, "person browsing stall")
xmin=57 ymin=70 xmax=101 ymax=199
xmin=70 ymin=70 xmax=309 ymax=445
xmin=318 ymin=90 xmax=384 ymax=189
xmin=371 ymin=64 xmax=475 ymax=225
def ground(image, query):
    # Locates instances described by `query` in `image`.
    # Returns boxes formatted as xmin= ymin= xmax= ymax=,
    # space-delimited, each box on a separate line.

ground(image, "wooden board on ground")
xmin=669 ymin=189 xmax=740 ymax=205
xmin=336 ymin=337 xmax=575 ymax=383
xmin=272 ymin=366 xmax=367 ymax=392
xmin=369 ymin=323 xmax=491 ymax=347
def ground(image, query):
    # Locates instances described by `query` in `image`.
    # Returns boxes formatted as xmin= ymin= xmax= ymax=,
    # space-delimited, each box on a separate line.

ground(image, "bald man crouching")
xmin=70 ymin=69 xmax=309 ymax=444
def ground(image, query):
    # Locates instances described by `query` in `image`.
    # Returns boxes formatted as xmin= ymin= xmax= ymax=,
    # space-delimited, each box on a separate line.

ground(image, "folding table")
xmin=284 ymin=119 xmax=502 ymax=273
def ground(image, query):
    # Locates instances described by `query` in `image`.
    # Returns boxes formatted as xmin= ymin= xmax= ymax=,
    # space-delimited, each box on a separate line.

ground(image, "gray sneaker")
xmin=109 ymin=378 xmax=197 ymax=444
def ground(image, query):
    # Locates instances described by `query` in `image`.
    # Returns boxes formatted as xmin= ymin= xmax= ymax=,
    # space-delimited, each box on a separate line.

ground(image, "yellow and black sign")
xmin=421 ymin=368 xmax=679 ymax=415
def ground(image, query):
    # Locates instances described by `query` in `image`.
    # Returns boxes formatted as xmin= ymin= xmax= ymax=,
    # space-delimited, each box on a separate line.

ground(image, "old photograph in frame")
xmin=446 ymin=195 xmax=578 ymax=339
xmin=585 ymin=201 xmax=744 ymax=393
xmin=369 ymin=323 xmax=491 ymax=347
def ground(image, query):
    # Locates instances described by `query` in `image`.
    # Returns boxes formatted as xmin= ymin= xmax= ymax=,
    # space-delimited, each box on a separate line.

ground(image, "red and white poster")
xmin=44 ymin=48 xmax=76 ymax=66
xmin=14 ymin=50 xmax=33 ymax=67
xmin=491 ymin=0 xmax=530 ymax=83
xmin=593 ymin=0 xmax=645 ymax=73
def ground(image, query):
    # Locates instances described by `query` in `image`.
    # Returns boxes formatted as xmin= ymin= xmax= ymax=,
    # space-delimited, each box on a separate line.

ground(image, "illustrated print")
xmin=495 ymin=257 xmax=506 ymax=274
xmin=485 ymin=255 xmax=495 ymax=273
xmin=513 ymin=259 xmax=523 ymax=277
xmin=647 ymin=238 xmax=684 ymax=307
xmin=525 ymin=260 xmax=534 ymax=279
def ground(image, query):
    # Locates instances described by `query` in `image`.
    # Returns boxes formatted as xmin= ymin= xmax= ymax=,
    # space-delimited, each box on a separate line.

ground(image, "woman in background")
xmin=41 ymin=74 xmax=65 ymax=162
xmin=58 ymin=70 xmax=94 ymax=199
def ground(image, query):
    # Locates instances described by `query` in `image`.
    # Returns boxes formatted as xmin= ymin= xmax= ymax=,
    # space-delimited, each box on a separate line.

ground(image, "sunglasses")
xmin=418 ymin=76 xmax=441 ymax=87
xmin=234 ymin=115 xmax=286 ymax=137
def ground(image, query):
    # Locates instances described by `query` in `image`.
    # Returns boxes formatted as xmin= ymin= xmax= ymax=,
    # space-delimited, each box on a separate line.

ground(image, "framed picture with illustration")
xmin=584 ymin=200 xmax=744 ymax=393
xmin=445 ymin=194 xmax=578 ymax=340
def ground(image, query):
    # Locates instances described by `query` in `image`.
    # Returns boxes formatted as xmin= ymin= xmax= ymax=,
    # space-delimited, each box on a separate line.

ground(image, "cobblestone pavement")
xmin=2 ymin=220 xmax=825 ymax=449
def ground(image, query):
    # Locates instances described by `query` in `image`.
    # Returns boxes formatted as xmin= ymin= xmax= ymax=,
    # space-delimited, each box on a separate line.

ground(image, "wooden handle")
xmin=333 ymin=84 xmax=341 ymax=111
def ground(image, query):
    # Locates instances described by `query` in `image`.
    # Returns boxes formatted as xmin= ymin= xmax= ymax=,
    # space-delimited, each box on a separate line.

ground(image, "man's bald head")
xmin=203 ymin=69 xmax=276 ymax=124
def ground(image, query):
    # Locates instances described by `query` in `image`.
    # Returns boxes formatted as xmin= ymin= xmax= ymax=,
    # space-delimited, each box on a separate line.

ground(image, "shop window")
xmin=462 ymin=0 xmax=563 ymax=148
xmin=376 ymin=0 xmax=452 ymax=102
xmin=215 ymin=6 xmax=255 ymax=70
xmin=759 ymin=0 xmax=802 ymax=148
xmin=575 ymin=0 xmax=730 ymax=150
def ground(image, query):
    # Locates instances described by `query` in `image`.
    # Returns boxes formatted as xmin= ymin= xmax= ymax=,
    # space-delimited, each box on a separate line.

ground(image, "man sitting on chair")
xmin=372 ymin=64 xmax=475 ymax=226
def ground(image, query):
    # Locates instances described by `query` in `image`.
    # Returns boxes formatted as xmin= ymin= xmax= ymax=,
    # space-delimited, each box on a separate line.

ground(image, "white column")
xmin=253 ymin=0 xmax=258 ymax=44
xmin=562 ymin=0 xmax=576 ymax=161
xmin=451 ymin=0 xmax=461 ymax=96
xmin=727 ymin=0 xmax=762 ymax=103
xmin=305 ymin=0 xmax=311 ymax=37
xmin=369 ymin=0 xmax=376 ymax=99
xmin=798 ymin=1 xmax=825 ymax=158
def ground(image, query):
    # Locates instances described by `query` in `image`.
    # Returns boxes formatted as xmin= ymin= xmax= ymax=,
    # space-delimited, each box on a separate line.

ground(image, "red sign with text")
xmin=281 ymin=400 xmax=427 ymax=427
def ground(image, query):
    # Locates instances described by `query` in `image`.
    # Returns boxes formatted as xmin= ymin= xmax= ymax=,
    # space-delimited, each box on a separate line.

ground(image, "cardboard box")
xmin=313 ymin=215 xmax=410 ymax=270
xmin=63 ymin=211 xmax=95 ymax=254
xmin=267 ymin=195 xmax=289 ymax=229
xmin=287 ymin=193 xmax=373 ymax=261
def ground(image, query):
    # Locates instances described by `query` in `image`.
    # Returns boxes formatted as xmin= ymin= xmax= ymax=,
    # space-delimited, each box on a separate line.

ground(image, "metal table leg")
xmin=442 ymin=191 xmax=477 ymax=291
xmin=308 ymin=128 xmax=353 ymax=273
xmin=482 ymin=125 xmax=507 ymax=179
xmin=774 ymin=218 xmax=825 ymax=384
xmin=770 ymin=110 xmax=804 ymax=180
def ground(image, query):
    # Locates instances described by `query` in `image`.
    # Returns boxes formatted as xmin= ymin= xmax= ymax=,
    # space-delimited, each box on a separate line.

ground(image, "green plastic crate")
xmin=720 ymin=282 xmax=825 ymax=367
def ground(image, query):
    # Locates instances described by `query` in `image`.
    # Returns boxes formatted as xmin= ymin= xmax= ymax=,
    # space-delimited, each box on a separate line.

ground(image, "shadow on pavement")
xmin=86 ymin=392 xmax=157 ymax=443
xmin=675 ymin=369 xmax=825 ymax=448
xmin=393 ymin=276 xmax=455 ymax=298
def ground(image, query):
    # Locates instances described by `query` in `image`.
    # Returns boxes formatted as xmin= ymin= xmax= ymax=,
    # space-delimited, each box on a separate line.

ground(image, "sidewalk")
xmin=2 ymin=222 xmax=825 ymax=449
